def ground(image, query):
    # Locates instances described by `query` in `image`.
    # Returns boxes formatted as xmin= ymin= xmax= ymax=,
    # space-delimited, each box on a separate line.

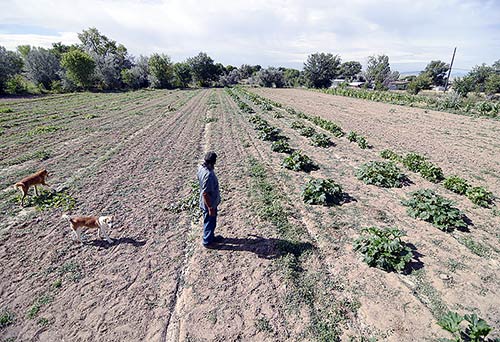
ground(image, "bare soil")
xmin=1 ymin=88 xmax=499 ymax=341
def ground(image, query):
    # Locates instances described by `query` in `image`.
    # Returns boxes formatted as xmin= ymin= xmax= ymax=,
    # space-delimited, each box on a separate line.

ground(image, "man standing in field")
xmin=197 ymin=151 xmax=221 ymax=247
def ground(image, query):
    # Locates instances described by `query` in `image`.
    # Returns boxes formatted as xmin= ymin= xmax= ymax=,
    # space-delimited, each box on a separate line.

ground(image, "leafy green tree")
xmin=60 ymin=49 xmax=95 ymax=89
xmin=303 ymin=53 xmax=341 ymax=88
xmin=493 ymin=59 xmax=500 ymax=71
xmin=283 ymin=68 xmax=302 ymax=87
xmin=187 ymin=52 xmax=219 ymax=86
xmin=452 ymin=76 xmax=474 ymax=97
xmin=25 ymin=47 xmax=61 ymax=89
xmin=467 ymin=64 xmax=495 ymax=92
xmin=218 ymin=69 xmax=240 ymax=86
xmin=365 ymin=54 xmax=398 ymax=90
xmin=16 ymin=45 xmax=32 ymax=59
xmin=407 ymin=73 xmax=432 ymax=94
xmin=148 ymin=53 xmax=174 ymax=88
xmin=340 ymin=61 xmax=362 ymax=81
xmin=423 ymin=60 xmax=449 ymax=86
xmin=173 ymin=62 xmax=192 ymax=88
xmin=257 ymin=67 xmax=284 ymax=87
xmin=121 ymin=55 xmax=149 ymax=89
xmin=485 ymin=73 xmax=500 ymax=95
xmin=0 ymin=46 xmax=24 ymax=93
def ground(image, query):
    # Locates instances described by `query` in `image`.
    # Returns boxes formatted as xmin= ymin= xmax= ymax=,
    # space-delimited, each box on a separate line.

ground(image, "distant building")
xmin=388 ymin=81 xmax=409 ymax=90
xmin=330 ymin=78 xmax=346 ymax=88
xmin=348 ymin=81 xmax=365 ymax=88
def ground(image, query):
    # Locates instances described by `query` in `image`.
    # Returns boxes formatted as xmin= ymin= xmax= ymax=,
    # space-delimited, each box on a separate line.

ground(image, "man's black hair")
xmin=204 ymin=151 xmax=217 ymax=165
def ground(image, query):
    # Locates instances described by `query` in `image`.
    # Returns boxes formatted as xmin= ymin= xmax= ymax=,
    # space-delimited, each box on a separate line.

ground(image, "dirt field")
xmin=0 ymin=88 xmax=499 ymax=341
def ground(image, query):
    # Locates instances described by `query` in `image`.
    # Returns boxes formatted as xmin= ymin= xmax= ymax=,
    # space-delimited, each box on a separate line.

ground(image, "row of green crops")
xmin=226 ymin=87 xmax=497 ymax=338
xmin=317 ymin=87 xmax=499 ymax=119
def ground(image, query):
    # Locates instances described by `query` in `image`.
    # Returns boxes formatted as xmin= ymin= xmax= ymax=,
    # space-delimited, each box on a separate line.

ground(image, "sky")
xmin=0 ymin=0 xmax=499 ymax=73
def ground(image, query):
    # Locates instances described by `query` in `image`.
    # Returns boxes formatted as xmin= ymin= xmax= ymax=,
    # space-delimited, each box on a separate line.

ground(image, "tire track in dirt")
xmin=0 ymin=90 xmax=211 ymax=341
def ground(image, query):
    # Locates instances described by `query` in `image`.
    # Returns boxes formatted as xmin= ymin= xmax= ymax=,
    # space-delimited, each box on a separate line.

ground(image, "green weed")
xmin=22 ymin=189 xmax=76 ymax=211
xmin=27 ymin=295 xmax=53 ymax=319
xmin=28 ymin=125 xmax=61 ymax=136
xmin=0 ymin=309 xmax=15 ymax=328
xmin=255 ymin=317 xmax=273 ymax=333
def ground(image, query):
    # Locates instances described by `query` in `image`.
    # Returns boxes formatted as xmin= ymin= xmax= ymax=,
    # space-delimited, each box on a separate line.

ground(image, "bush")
xmin=310 ymin=133 xmax=332 ymax=147
xmin=271 ymin=139 xmax=292 ymax=153
xmin=402 ymin=153 xmax=427 ymax=172
xmin=444 ymin=176 xmax=470 ymax=195
xmin=291 ymin=121 xmax=305 ymax=130
xmin=353 ymin=227 xmax=413 ymax=272
xmin=356 ymin=161 xmax=407 ymax=188
xmin=299 ymin=126 xmax=316 ymax=137
xmin=347 ymin=131 xmax=358 ymax=142
xmin=380 ymin=149 xmax=402 ymax=162
xmin=418 ymin=161 xmax=444 ymax=183
xmin=357 ymin=135 xmax=369 ymax=149
xmin=402 ymin=189 xmax=467 ymax=231
xmin=282 ymin=150 xmax=318 ymax=172
xmin=466 ymin=186 xmax=494 ymax=207
xmin=302 ymin=178 xmax=343 ymax=205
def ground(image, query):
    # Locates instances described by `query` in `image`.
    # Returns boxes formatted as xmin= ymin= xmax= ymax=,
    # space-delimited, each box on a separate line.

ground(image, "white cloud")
xmin=0 ymin=0 xmax=498 ymax=71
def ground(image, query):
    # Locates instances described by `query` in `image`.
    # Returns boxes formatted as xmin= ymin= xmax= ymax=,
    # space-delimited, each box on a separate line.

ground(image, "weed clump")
xmin=402 ymin=189 xmax=467 ymax=231
xmin=444 ymin=175 xmax=470 ymax=195
xmin=302 ymin=178 xmax=343 ymax=206
xmin=169 ymin=181 xmax=201 ymax=222
xmin=282 ymin=150 xmax=318 ymax=172
xmin=310 ymin=133 xmax=332 ymax=147
xmin=466 ymin=186 xmax=494 ymax=208
xmin=21 ymin=189 xmax=76 ymax=211
xmin=353 ymin=227 xmax=413 ymax=272
xmin=356 ymin=161 xmax=407 ymax=188
xmin=0 ymin=309 xmax=15 ymax=328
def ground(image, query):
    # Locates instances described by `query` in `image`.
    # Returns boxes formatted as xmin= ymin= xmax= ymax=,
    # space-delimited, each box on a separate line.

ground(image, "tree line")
xmin=0 ymin=27 xmax=499 ymax=97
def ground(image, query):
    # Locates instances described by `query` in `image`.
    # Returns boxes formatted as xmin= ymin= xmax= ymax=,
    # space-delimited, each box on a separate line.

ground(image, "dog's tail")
xmin=61 ymin=214 xmax=71 ymax=222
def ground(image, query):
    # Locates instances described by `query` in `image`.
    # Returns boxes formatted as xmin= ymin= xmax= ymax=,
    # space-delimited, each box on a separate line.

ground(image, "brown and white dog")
xmin=14 ymin=169 xmax=50 ymax=207
xmin=62 ymin=214 xmax=114 ymax=244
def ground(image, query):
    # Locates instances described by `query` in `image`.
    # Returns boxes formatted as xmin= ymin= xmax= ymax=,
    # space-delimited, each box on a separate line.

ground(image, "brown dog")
xmin=14 ymin=169 xmax=50 ymax=207
xmin=62 ymin=214 xmax=114 ymax=244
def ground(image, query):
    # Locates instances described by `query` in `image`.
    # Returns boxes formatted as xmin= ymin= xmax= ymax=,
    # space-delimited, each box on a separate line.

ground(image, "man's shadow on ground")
xmin=207 ymin=234 xmax=315 ymax=259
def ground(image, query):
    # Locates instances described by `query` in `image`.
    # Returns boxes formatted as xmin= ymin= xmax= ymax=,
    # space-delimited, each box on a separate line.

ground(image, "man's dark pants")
xmin=202 ymin=208 xmax=217 ymax=246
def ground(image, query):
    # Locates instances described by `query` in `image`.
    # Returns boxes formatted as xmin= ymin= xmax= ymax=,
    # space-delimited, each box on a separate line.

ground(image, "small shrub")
xmin=356 ymin=136 xmax=369 ymax=149
xmin=380 ymin=149 xmax=402 ymax=162
xmin=291 ymin=121 xmax=305 ymax=130
xmin=443 ymin=176 xmax=470 ymax=195
xmin=402 ymin=189 xmax=467 ymax=231
xmin=438 ymin=311 xmax=493 ymax=342
xmin=419 ymin=161 xmax=444 ymax=183
xmin=282 ymin=150 xmax=318 ymax=172
xmin=271 ymin=139 xmax=292 ymax=153
xmin=0 ymin=309 xmax=15 ymax=328
xmin=310 ymin=133 xmax=332 ymax=147
xmin=27 ymin=295 xmax=53 ymax=319
xmin=356 ymin=161 xmax=407 ymax=188
xmin=28 ymin=125 xmax=61 ymax=136
xmin=466 ymin=186 xmax=494 ymax=207
xmin=402 ymin=153 xmax=427 ymax=172
xmin=302 ymin=178 xmax=343 ymax=205
xmin=299 ymin=126 xmax=316 ymax=137
xmin=353 ymin=227 xmax=413 ymax=272
xmin=255 ymin=317 xmax=273 ymax=333
xmin=347 ymin=131 xmax=357 ymax=142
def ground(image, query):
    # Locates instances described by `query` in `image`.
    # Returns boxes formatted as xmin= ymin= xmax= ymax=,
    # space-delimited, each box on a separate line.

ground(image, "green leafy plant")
xmin=466 ymin=186 xmax=494 ymax=208
xmin=22 ymin=189 xmax=76 ymax=211
xmin=299 ymin=126 xmax=316 ymax=137
xmin=402 ymin=153 xmax=427 ymax=172
xmin=353 ymin=227 xmax=413 ymax=272
xmin=282 ymin=150 xmax=318 ymax=172
xmin=169 ymin=180 xmax=201 ymax=222
xmin=356 ymin=135 xmax=369 ymax=149
xmin=356 ymin=161 xmax=407 ymax=188
xmin=302 ymin=178 xmax=343 ymax=205
xmin=380 ymin=149 xmax=402 ymax=162
xmin=0 ymin=107 xmax=14 ymax=114
xmin=402 ymin=189 xmax=467 ymax=231
xmin=28 ymin=125 xmax=61 ymax=136
xmin=27 ymin=295 xmax=53 ymax=319
xmin=271 ymin=139 xmax=292 ymax=153
xmin=291 ymin=121 xmax=305 ymax=130
xmin=444 ymin=176 xmax=470 ymax=195
xmin=310 ymin=133 xmax=332 ymax=147
xmin=419 ymin=161 xmax=444 ymax=183
xmin=437 ymin=311 xmax=494 ymax=342
xmin=347 ymin=131 xmax=358 ymax=142
xmin=0 ymin=309 xmax=15 ymax=328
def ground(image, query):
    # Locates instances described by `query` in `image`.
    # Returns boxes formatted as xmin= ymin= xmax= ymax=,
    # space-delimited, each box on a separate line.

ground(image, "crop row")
xmin=318 ymin=87 xmax=499 ymax=119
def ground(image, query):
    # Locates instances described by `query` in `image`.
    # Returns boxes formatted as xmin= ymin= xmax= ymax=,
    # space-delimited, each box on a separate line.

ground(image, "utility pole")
xmin=444 ymin=47 xmax=457 ymax=92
